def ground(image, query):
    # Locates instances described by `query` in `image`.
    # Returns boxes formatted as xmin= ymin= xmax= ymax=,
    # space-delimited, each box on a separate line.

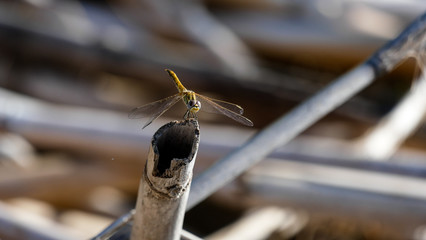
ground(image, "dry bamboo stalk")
xmin=355 ymin=62 xmax=426 ymax=160
xmin=181 ymin=230 xmax=204 ymax=240
xmin=91 ymin=210 xmax=135 ymax=240
xmin=175 ymin=0 xmax=259 ymax=79
xmin=414 ymin=226 xmax=426 ymax=240
xmin=130 ymin=119 xmax=200 ymax=240
xmin=186 ymin=11 xmax=426 ymax=210
xmin=0 ymin=201 xmax=85 ymax=240
xmin=206 ymin=207 xmax=306 ymax=240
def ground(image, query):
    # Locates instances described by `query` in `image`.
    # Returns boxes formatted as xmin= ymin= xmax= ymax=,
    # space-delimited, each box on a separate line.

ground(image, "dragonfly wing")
xmin=196 ymin=94 xmax=253 ymax=126
xmin=195 ymin=93 xmax=244 ymax=114
xmin=129 ymin=93 xmax=183 ymax=128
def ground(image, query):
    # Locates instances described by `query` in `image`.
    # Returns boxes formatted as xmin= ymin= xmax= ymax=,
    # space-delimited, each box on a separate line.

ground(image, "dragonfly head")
xmin=188 ymin=99 xmax=201 ymax=113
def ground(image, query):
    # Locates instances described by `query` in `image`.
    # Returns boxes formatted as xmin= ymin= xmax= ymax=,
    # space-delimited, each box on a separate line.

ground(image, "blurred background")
xmin=0 ymin=0 xmax=425 ymax=239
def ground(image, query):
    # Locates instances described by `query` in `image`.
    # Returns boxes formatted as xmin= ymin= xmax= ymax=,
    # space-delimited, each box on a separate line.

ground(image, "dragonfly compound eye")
xmin=188 ymin=100 xmax=195 ymax=107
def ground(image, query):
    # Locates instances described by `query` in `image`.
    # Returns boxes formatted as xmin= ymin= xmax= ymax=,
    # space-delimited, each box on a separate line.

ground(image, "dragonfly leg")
xmin=183 ymin=110 xmax=190 ymax=120
xmin=188 ymin=111 xmax=198 ymax=119
xmin=183 ymin=110 xmax=198 ymax=120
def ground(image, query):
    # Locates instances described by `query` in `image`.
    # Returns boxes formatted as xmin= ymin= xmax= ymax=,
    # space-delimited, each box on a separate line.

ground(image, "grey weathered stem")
xmin=187 ymin=63 xmax=374 ymax=210
xmin=92 ymin=210 xmax=135 ymax=240
xmin=130 ymin=119 xmax=200 ymax=240
xmin=355 ymin=62 xmax=426 ymax=160
xmin=206 ymin=207 xmax=306 ymax=240
xmin=187 ymin=12 xmax=426 ymax=209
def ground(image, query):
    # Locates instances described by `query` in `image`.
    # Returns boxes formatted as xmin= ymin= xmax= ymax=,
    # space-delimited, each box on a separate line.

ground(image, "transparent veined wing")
xmin=195 ymin=93 xmax=244 ymax=114
xmin=195 ymin=94 xmax=253 ymax=126
xmin=129 ymin=93 xmax=183 ymax=129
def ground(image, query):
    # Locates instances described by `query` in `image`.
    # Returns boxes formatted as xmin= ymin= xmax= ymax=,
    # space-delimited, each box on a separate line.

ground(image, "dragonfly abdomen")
xmin=166 ymin=69 xmax=187 ymax=93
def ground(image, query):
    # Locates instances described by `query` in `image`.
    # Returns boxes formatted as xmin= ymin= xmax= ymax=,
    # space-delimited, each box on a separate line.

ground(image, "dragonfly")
xmin=129 ymin=69 xmax=253 ymax=129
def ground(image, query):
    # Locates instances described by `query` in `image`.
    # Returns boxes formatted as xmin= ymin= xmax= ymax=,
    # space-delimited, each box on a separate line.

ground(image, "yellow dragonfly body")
xmin=129 ymin=69 xmax=253 ymax=129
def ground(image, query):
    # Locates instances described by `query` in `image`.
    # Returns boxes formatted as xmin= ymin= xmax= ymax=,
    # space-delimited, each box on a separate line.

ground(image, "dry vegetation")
xmin=0 ymin=1 xmax=425 ymax=239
